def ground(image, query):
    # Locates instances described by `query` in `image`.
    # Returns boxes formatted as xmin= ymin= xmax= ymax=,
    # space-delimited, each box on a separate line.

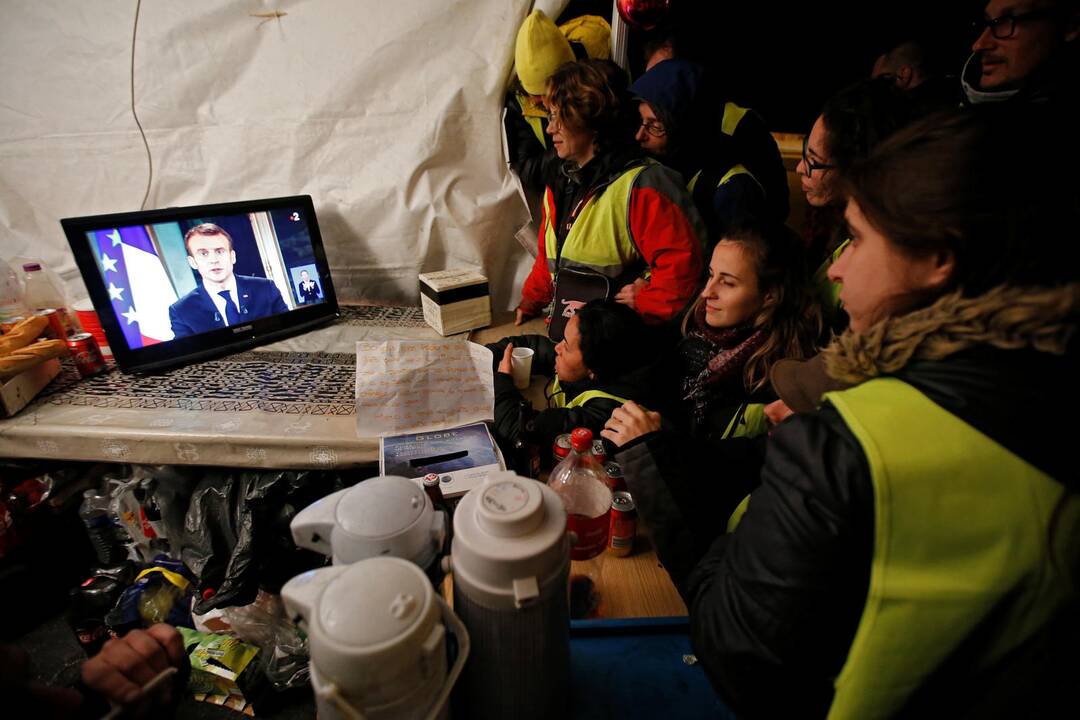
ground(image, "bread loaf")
xmin=0 ymin=337 xmax=68 ymax=379
xmin=0 ymin=315 xmax=50 ymax=356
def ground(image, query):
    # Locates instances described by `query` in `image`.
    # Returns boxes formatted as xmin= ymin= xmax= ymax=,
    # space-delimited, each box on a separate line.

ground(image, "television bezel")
xmin=60 ymin=194 xmax=339 ymax=374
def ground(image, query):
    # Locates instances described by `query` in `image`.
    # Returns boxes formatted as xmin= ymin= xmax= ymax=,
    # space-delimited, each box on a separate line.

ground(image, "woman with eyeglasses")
xmin=516 ymin=58 xmax=706 ymax=327
xmin=614 ymin=108 xmax=1080 ymax=718
xmin=628 ymin=58 xmax=790 ymax=244
xmin=796 ymin=78 xmax=916 ymax=330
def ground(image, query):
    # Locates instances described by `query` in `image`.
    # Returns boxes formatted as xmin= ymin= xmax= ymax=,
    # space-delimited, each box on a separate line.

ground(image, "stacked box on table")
xmin=1 ymin=358 xmax=61 ymax=417
xmin=419 ymin=268 xmax=491 ymax=336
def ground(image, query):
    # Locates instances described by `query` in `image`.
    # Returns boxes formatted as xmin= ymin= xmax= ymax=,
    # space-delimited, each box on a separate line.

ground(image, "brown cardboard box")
xmin=1 ymin=358 xmax=61 ymax=417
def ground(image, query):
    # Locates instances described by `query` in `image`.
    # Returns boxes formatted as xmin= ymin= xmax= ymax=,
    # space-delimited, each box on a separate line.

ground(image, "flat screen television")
xmin=61 ymin=195 xmax=338 ymax=373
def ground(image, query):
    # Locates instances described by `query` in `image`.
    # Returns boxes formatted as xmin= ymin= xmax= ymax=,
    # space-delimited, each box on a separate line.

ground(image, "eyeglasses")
xmin=801 ymin=135 xmax=834 ymax=177
xmin=546 ymin=112 xmax=562 ymax=130
xmin=638 ymin=120 xmax=666 ymax=138
xmin=971 ymin=9 xmax=1055 ymax=39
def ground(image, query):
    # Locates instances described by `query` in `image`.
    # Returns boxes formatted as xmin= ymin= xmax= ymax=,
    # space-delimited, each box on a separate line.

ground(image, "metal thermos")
xmin=447 ymin=471 xmax=570 ymax=719
xmin=282 ymin=558 xmax=469 ymax=720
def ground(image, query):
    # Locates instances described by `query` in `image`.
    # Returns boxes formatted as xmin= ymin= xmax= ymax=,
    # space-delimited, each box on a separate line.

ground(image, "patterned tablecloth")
xmin=0 ymin=306 xmax=490 ymax=469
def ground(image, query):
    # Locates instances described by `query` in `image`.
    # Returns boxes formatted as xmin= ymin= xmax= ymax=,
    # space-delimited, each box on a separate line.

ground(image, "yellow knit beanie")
xmin=560 ymin=15 xmax=612 ymax=60
xmin=515 ymin=10 xmax=575 ymax=96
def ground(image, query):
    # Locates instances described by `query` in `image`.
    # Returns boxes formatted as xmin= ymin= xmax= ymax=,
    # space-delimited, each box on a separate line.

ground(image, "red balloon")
xmin=616 ymin=0 xmax=670 ymax=31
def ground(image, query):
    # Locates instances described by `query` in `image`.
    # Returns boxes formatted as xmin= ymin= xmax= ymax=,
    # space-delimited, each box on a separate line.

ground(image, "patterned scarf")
xmin=681 ymin=302 xmax=768 ymax=423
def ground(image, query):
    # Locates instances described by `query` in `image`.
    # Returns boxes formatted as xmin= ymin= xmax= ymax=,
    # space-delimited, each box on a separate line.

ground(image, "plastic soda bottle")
xmin=547 ymin=427 xmax=612 ymax=617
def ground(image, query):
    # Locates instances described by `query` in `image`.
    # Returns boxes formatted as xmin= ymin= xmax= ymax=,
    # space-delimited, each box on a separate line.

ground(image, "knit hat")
xmin=560 ymin=15 xmax=612 ymax=60
xmin=515 ymin=10 xmax=575 ymax=96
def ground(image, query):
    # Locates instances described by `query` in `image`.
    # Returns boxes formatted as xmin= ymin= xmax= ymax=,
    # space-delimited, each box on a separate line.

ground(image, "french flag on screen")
xmin=92 ymin=227 xmax=178 ymax=348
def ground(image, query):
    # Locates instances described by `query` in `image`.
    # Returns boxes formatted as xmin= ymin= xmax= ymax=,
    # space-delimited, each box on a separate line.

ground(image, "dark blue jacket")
xmin=169 ymin=275 xmax=288 ymax=338
xmin=631 ymin=59 xmax=789 ymax=239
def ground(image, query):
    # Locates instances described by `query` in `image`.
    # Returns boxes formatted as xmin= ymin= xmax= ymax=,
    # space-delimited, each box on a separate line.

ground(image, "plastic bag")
xmin=183 ymin=470 xmax=349 ymax=614
xmin=217 ymin=590 xmax=309 ymax=690
xmin=105 ymin=556 xmax=196 ymax=634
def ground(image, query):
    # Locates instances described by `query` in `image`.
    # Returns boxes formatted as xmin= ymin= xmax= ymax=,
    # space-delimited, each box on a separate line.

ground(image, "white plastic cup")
xmin=511 ymin=347 xmax=535 ymax=389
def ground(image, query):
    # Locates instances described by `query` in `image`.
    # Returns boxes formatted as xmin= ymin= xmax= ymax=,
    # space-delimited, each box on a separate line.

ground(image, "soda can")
xmin=35 ymin=308 xmax=68 ymax=339
xmin=604 ymin=461 xmax=626 ymax=492
xmin=552 ymin=433 xmax=572 ymax=465
xmin=608 ymin=491 xmax=637 ymax=557
xmin=67 ymin=332 xmax=107 ymax=377
xmin=590 ymin=439 xmax=607 ymax=466
xmin=0 ymin=316 xmax=24 ymax=334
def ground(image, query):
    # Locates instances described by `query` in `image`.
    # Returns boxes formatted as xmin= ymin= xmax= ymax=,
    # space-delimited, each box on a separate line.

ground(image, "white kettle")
xmin=290 ymin=476 xmax=445 ymax=571
xmin=282 ymin=557 xmax=469 ymax=720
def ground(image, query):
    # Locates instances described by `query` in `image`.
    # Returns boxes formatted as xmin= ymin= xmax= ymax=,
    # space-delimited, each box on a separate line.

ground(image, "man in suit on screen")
xmin=169 ymin=223 xmax=288 ymax=338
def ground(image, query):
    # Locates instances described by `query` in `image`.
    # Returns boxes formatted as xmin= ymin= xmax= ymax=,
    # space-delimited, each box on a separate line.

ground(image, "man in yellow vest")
xmin=630 ymin=58 xmax=789 ymax=244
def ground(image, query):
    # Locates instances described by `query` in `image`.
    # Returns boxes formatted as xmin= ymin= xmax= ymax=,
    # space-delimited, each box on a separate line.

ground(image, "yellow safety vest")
xmin=542 ymin=163 xmax=649 ymax=282
xmin=823 ymin=378 xmax=1078 ymax=719
xmin=515 ymin=91 xmax=547 ymax=147
xmin=548 ymin=376 xmax=631 ymax=409
xmin=720 ymin=102 xmax=749 ymax=138
xmin=687 ymin=163 xmax=763 ymax=198
xmin=719 ymin=401 xmax=767 ymax=440
xmin=813 ymin=238 xmax=850 ymax=325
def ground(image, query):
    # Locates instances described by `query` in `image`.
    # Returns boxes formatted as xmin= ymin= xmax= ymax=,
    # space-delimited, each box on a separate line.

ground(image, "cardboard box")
xmin=1 ymin=358 xmax=61 ymax=417
xmin=419 ymin=268 xmax=491 ymax=336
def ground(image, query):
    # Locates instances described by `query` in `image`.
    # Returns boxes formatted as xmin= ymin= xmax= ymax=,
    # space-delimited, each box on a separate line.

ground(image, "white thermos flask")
xmin=282 ymin=557 xmax=469 ymax=720
xmin=446 ymin=472 xmax=570 ymax=719
xmin=290 ymin=476 xmax=445 ymax=572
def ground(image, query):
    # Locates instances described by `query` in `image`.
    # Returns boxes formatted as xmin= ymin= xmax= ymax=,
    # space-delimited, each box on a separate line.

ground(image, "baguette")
xmin=0 ymin=315 xmax=50 ymax=356
xmin=0 ymin=339 xmax=68 ymax=379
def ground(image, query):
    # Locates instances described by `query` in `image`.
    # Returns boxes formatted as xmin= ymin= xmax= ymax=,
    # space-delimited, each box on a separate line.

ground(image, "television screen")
xmin=61 ymin=195 xmax=338 ymax=373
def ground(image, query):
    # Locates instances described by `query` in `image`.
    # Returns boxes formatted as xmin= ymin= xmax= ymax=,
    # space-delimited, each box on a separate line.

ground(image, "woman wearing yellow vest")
xmin=603 ymin=220 xmax=822 ymax=445
xmin=487 ymin=299 xmax=662 ymax=468
xmin=798 ymin=78 xmax=918 ymax=332
xmin=505 ymin=10 xmax=612 ymax=196
xmin=613 ymin=109 xmax=1079 ymax=717
xmin=516 ymin=59 xmax=706 ymax=327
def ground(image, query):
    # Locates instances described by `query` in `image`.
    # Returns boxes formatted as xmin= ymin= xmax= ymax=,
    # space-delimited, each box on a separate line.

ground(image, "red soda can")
xmin=604 ymin=461 xmax=626 ymax=491
xmin=552 ymin=433 xmax=572 ymax=465
xmin=67 ymin=332 xmax=106 ymax=377
xmin=35 ymin=308 xmax=68 ymax=339
xmin=608 ymin=491 xmax=637 ymax=557
xmin=590 ymin=439 xmax=607 ymax=466
xmin=0 ymin=316 xmax=24 ymax=334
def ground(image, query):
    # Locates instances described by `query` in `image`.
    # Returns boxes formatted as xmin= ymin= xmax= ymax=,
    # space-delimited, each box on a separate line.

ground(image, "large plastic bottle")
xmin=79 ymin=490 xmax=126 ymax=567
xmin=547 ymin=427 xmax=612 ymax=617
xmin=0 ymin=261 xmax=27 ymax=324
xmin=22 ymin=261 xmax=75 ymax=335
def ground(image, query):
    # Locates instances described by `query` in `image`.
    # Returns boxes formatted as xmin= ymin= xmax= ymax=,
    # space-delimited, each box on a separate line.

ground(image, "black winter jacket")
xmin=487 ymin=334 xmax=659 ymax=461
xmin=617 ymin=286 xmax=1077 ymax=718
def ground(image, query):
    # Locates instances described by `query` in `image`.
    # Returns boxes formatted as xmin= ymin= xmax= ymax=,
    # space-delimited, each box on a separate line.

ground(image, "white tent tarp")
xmin=0 ymin=0 xmax=565 ymax=309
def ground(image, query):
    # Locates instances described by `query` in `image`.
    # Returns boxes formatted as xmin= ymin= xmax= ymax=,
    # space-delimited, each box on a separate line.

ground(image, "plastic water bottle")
xmin=547 ymin=427 xmax=612 ymax=617
xmin=0 ymin=261 xmax=27 ymax=324
xmin=22 ymin=261 xmax=75 ymax=336
xmin=79 ymin=490 xmax=126 ymax=567
xmin=21 ymin=262 xmax=68 ymax=310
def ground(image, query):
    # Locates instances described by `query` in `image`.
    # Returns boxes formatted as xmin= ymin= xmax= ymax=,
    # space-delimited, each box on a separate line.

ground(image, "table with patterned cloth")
xmin=0 ymin=305 xmax=489 ymax=469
